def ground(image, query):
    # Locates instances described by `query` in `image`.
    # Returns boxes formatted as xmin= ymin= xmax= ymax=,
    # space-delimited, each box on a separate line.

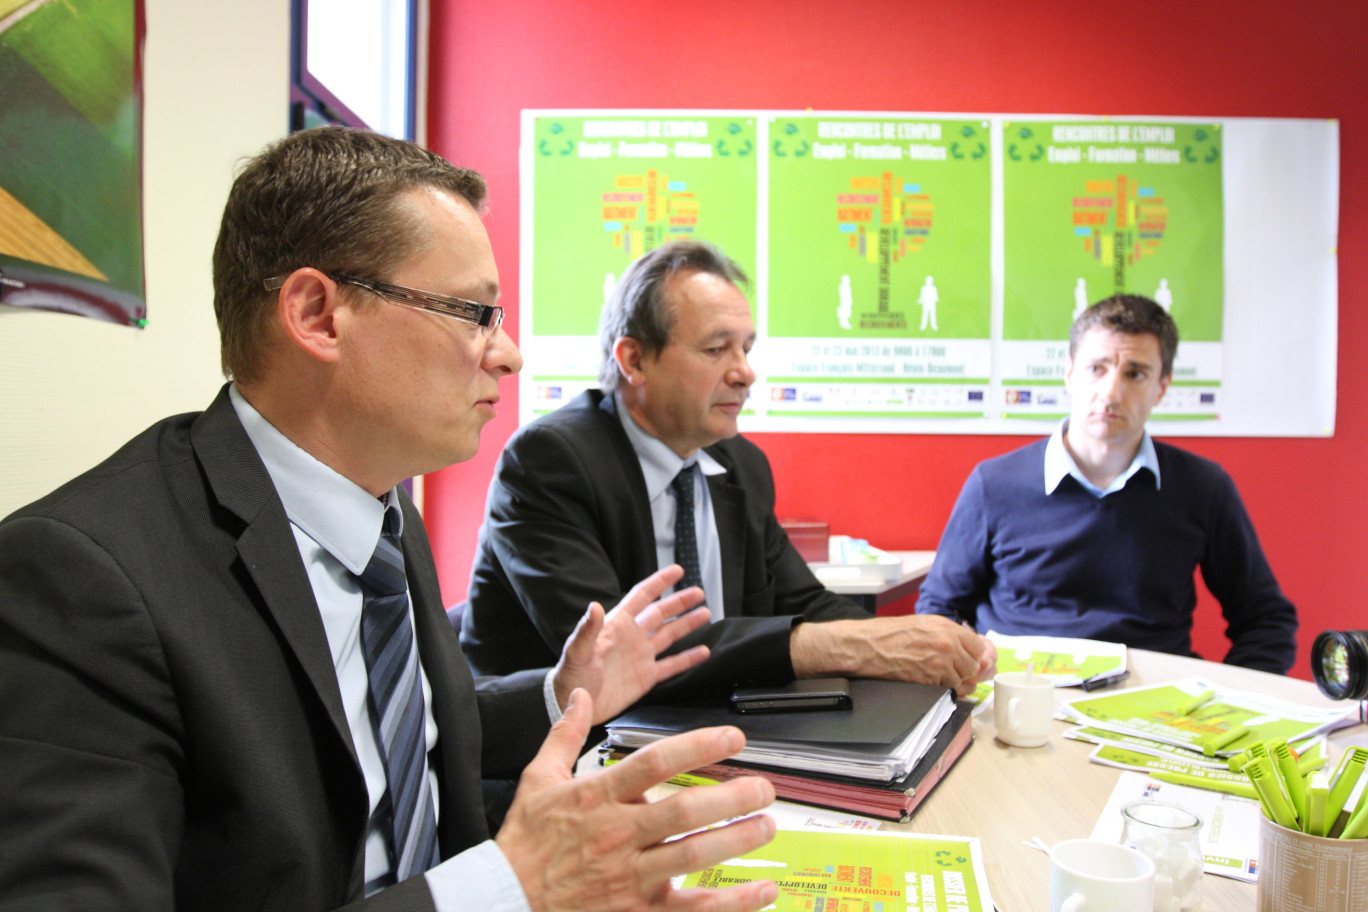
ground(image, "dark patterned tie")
xmin=671 ymin=468 xmax=705 ymax=599
xmin=357 ymin=506 xmax=440 ymax=884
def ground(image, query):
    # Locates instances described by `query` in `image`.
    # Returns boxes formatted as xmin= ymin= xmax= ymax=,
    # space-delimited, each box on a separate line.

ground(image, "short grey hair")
xmin=597 ymin=239 xmax=749 ymax=391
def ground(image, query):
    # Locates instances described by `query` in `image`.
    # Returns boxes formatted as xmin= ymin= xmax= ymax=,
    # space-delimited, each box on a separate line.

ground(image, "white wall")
xmin=0 ymin=0 xmax=289 ymax=517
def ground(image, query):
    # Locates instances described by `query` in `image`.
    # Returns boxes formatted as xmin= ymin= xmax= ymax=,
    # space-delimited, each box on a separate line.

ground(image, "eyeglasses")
xmin=263 ymin=272 xmax=504 ymax=335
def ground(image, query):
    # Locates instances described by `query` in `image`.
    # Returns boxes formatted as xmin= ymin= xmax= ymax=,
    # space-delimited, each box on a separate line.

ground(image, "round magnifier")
xmin=1311 ymin=630 xmax=1368 ymax=701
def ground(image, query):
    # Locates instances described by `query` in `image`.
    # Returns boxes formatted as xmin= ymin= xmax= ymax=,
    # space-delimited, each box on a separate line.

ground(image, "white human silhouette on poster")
xmin=603 ymin=272 xmax=616 ymax=305
xmin=1074 ymin=277 xmax=1089 ymax=319
xmin=1155 ymin=278 xmax=1174 ymax=313
xmin=919 ymin=275 xmax=939 ymax=331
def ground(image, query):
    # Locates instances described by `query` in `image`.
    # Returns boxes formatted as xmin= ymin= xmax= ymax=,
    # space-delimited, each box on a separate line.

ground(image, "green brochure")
xmin=680 ymin=829 xmax=994 ymax=912
xmin=1067 ymin=725 xmax=1229 ymax=768
xmin=1085 ymin=744 xmax=1259 ymax=798
xmin=1059 ymin=678 xmax=1354 ymax=757
xmin=989 ymin=633 xmax=1128 ymax=686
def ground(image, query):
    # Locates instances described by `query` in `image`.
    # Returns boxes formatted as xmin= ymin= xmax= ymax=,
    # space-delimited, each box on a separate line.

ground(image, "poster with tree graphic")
xmin=519 ymin=111 xmax=1336 ymax=435
xmin=1000 ymin=121 xmax=1224 ymax=421
xmin=763 ymin=115 xmax=992 ymax=420
xmin=522 ymin=113 xmax=758 ymax=419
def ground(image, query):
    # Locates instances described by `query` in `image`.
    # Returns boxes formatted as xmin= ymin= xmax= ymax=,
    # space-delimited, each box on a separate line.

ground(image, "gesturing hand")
xmin=497 ymin=688 xmax=780 ymax=912
xmin=552 ymin=564 xmax=713 ymax=723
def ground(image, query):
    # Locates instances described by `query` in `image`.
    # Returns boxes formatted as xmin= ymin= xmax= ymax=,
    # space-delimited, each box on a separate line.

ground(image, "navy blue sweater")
xmin=916 ymin=439 xmax=1297 ymax=673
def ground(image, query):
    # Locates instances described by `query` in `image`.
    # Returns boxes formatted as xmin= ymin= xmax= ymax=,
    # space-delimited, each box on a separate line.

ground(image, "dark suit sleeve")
xmin=1199 ymin=472 xmax=1298 ymax=674
xmin=914 ymin=467 xmax=992 ymax=627
xmin=472 ymin=669 xmax=553 ymax=779
xmin=0 ymin=515 xmax=187 ymax=911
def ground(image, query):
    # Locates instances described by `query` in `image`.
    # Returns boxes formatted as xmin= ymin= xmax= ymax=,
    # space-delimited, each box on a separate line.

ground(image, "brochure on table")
xmin=970 ymin=633 xmax=1128 ymax=709
xmin=1058 ymin=677 xmax=1355 ymax=756
xmin=677 ymin=828 xmax=995 ymax=912
xmin=989 ymin=632 xmax=1128 ymax=686
xmin=1084 ymin=744 xmax=1263 ymax=798
xmin=1091 ymin=771 xmax=1263 ymax=883
xmin=1066 ymin=725 xmax=1326 ymax=773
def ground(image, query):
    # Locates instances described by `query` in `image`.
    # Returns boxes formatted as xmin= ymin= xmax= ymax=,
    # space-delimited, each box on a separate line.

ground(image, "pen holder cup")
xmin=1256 ymin=817 xmax=1368 ymax=912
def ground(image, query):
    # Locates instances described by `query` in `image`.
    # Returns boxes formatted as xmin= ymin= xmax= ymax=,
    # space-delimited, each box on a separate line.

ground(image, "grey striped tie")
xmin=358 ymin=506 xmax=440 ymax=884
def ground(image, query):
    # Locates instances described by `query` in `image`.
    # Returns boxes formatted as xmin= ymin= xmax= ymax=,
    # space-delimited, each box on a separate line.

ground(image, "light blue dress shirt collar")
xmin=1044 ymin=418 xmax=1161 ymax=498
xmin=616 ymin=400 xmax=726 ymax=487
xmin=228 ymin=385 xmax=397 ymax=565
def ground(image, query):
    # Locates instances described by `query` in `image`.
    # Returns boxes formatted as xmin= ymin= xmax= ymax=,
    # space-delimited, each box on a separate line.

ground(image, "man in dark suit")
xmin=462 ymin=240 xmax=994 ymax=701
xmin=0 ymin=128 xmax=780 ymax=912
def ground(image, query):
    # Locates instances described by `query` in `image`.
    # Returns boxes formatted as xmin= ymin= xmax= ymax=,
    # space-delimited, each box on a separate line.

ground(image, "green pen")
xmin=1294 ymin=738 xmax=1325 ymax=771
xmin=1273 ymin=740 xmax=1310 ymax=824
xmin=1340 ymin=785 xmax=1368 ymax=839
xmin=1298 ymin=755 xmax=1328 ymax=776
xmin=1203 ymin=723 xmax=1250 ymax=757
xmin=1325 ymin=748 xmax=1368 ymax=837
xmin=1246 ymin=757 xmax=1299 ymax=829
xmin=1244 ymin=740 xmax=1272 ymax=770
xmin=1150 ymin=769 xmax=1259 ymax=800
xmin=1178 ymin=688 xmax=1216 ymax=716
xmin=1306 ymin=771 xmax=1329 ymax=836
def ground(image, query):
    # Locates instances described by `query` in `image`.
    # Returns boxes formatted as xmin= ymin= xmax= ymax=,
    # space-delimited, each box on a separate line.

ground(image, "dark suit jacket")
xmin=462 ymin=390 xmax=868 ymax=701
xmin=0 ymin=387 xmax=549 ymax=911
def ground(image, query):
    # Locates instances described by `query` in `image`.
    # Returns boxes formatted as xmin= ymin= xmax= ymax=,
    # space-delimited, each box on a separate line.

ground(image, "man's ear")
xmin=275 ymin=269 xmax=344 ymax=364
xmin=613 ymin=336 xmax=648 ymax=387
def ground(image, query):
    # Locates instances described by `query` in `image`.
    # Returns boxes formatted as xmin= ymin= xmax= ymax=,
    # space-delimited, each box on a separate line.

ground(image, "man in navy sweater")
xmin=916 ymin=295 xmax=1297 ymax=674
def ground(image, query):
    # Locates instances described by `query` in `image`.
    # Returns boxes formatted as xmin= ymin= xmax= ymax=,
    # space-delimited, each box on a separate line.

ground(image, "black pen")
xmin=1080 ymin=670 xmax=1130 ymax=692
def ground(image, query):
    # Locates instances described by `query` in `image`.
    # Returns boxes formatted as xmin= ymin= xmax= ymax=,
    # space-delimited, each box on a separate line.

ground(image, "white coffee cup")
xmin=992 ymin=670 xmax=1055 ymax=747
xmin=1049 ymin=839 xmax=1156 ymax=912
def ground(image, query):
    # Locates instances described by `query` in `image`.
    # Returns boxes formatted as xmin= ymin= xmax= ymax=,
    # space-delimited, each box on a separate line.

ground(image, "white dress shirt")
xmin=1044 ymin=418 xmax=1162 ymax=497
xmin=229 ymin=386 xmax=529 ymax=912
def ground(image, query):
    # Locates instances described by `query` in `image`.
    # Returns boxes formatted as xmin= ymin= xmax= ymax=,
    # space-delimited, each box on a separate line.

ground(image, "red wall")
xmin=424 ymin=0 xmax=1363 ymax=682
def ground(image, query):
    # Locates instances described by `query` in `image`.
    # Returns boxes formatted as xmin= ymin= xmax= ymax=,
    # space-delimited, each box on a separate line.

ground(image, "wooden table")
xmin=885 ymin=650 xmax=1367 ymax=911
xmin=594 ymin=649 xmax=1366 ymax=911
xmin=811 ymin=550 xmax=936 ymax=613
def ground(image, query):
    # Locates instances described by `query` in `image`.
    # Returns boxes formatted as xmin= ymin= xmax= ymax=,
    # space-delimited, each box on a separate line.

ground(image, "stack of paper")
xmin=607 ymin=679 xmax=955 ymax=782
xmin=604 ymin=701 xmax=976 ymax=821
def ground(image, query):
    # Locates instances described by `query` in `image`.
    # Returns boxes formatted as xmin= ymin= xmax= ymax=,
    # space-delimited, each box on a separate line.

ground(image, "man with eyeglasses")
xmin=0 ymin=128 xmax=779 ymax=912
xmin=461 ymin=239 xmax=995 ymax=703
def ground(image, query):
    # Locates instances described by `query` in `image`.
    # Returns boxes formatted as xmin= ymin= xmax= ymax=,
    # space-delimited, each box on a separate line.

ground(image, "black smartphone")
xmin=730 ymin=677 xmax=853 ymax=713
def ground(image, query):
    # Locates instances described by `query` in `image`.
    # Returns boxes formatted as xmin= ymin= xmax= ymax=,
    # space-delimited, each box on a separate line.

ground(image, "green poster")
xmin=529 ymin=115 xmax=758 ymax=336
xmin=681 ymin=829 xmax=992 ymax=912
xmin=768 ymin=116 xmax=991 ymax=339
xmin=1002 ymin=121 xmax=1224 ymax=343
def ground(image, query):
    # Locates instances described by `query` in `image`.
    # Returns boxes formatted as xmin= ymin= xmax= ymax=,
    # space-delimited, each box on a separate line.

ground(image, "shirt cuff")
xmin=426 ymin=839 xmax=531 ymax=912
xmin=543 ymin=668 xmax=564 ymax=724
